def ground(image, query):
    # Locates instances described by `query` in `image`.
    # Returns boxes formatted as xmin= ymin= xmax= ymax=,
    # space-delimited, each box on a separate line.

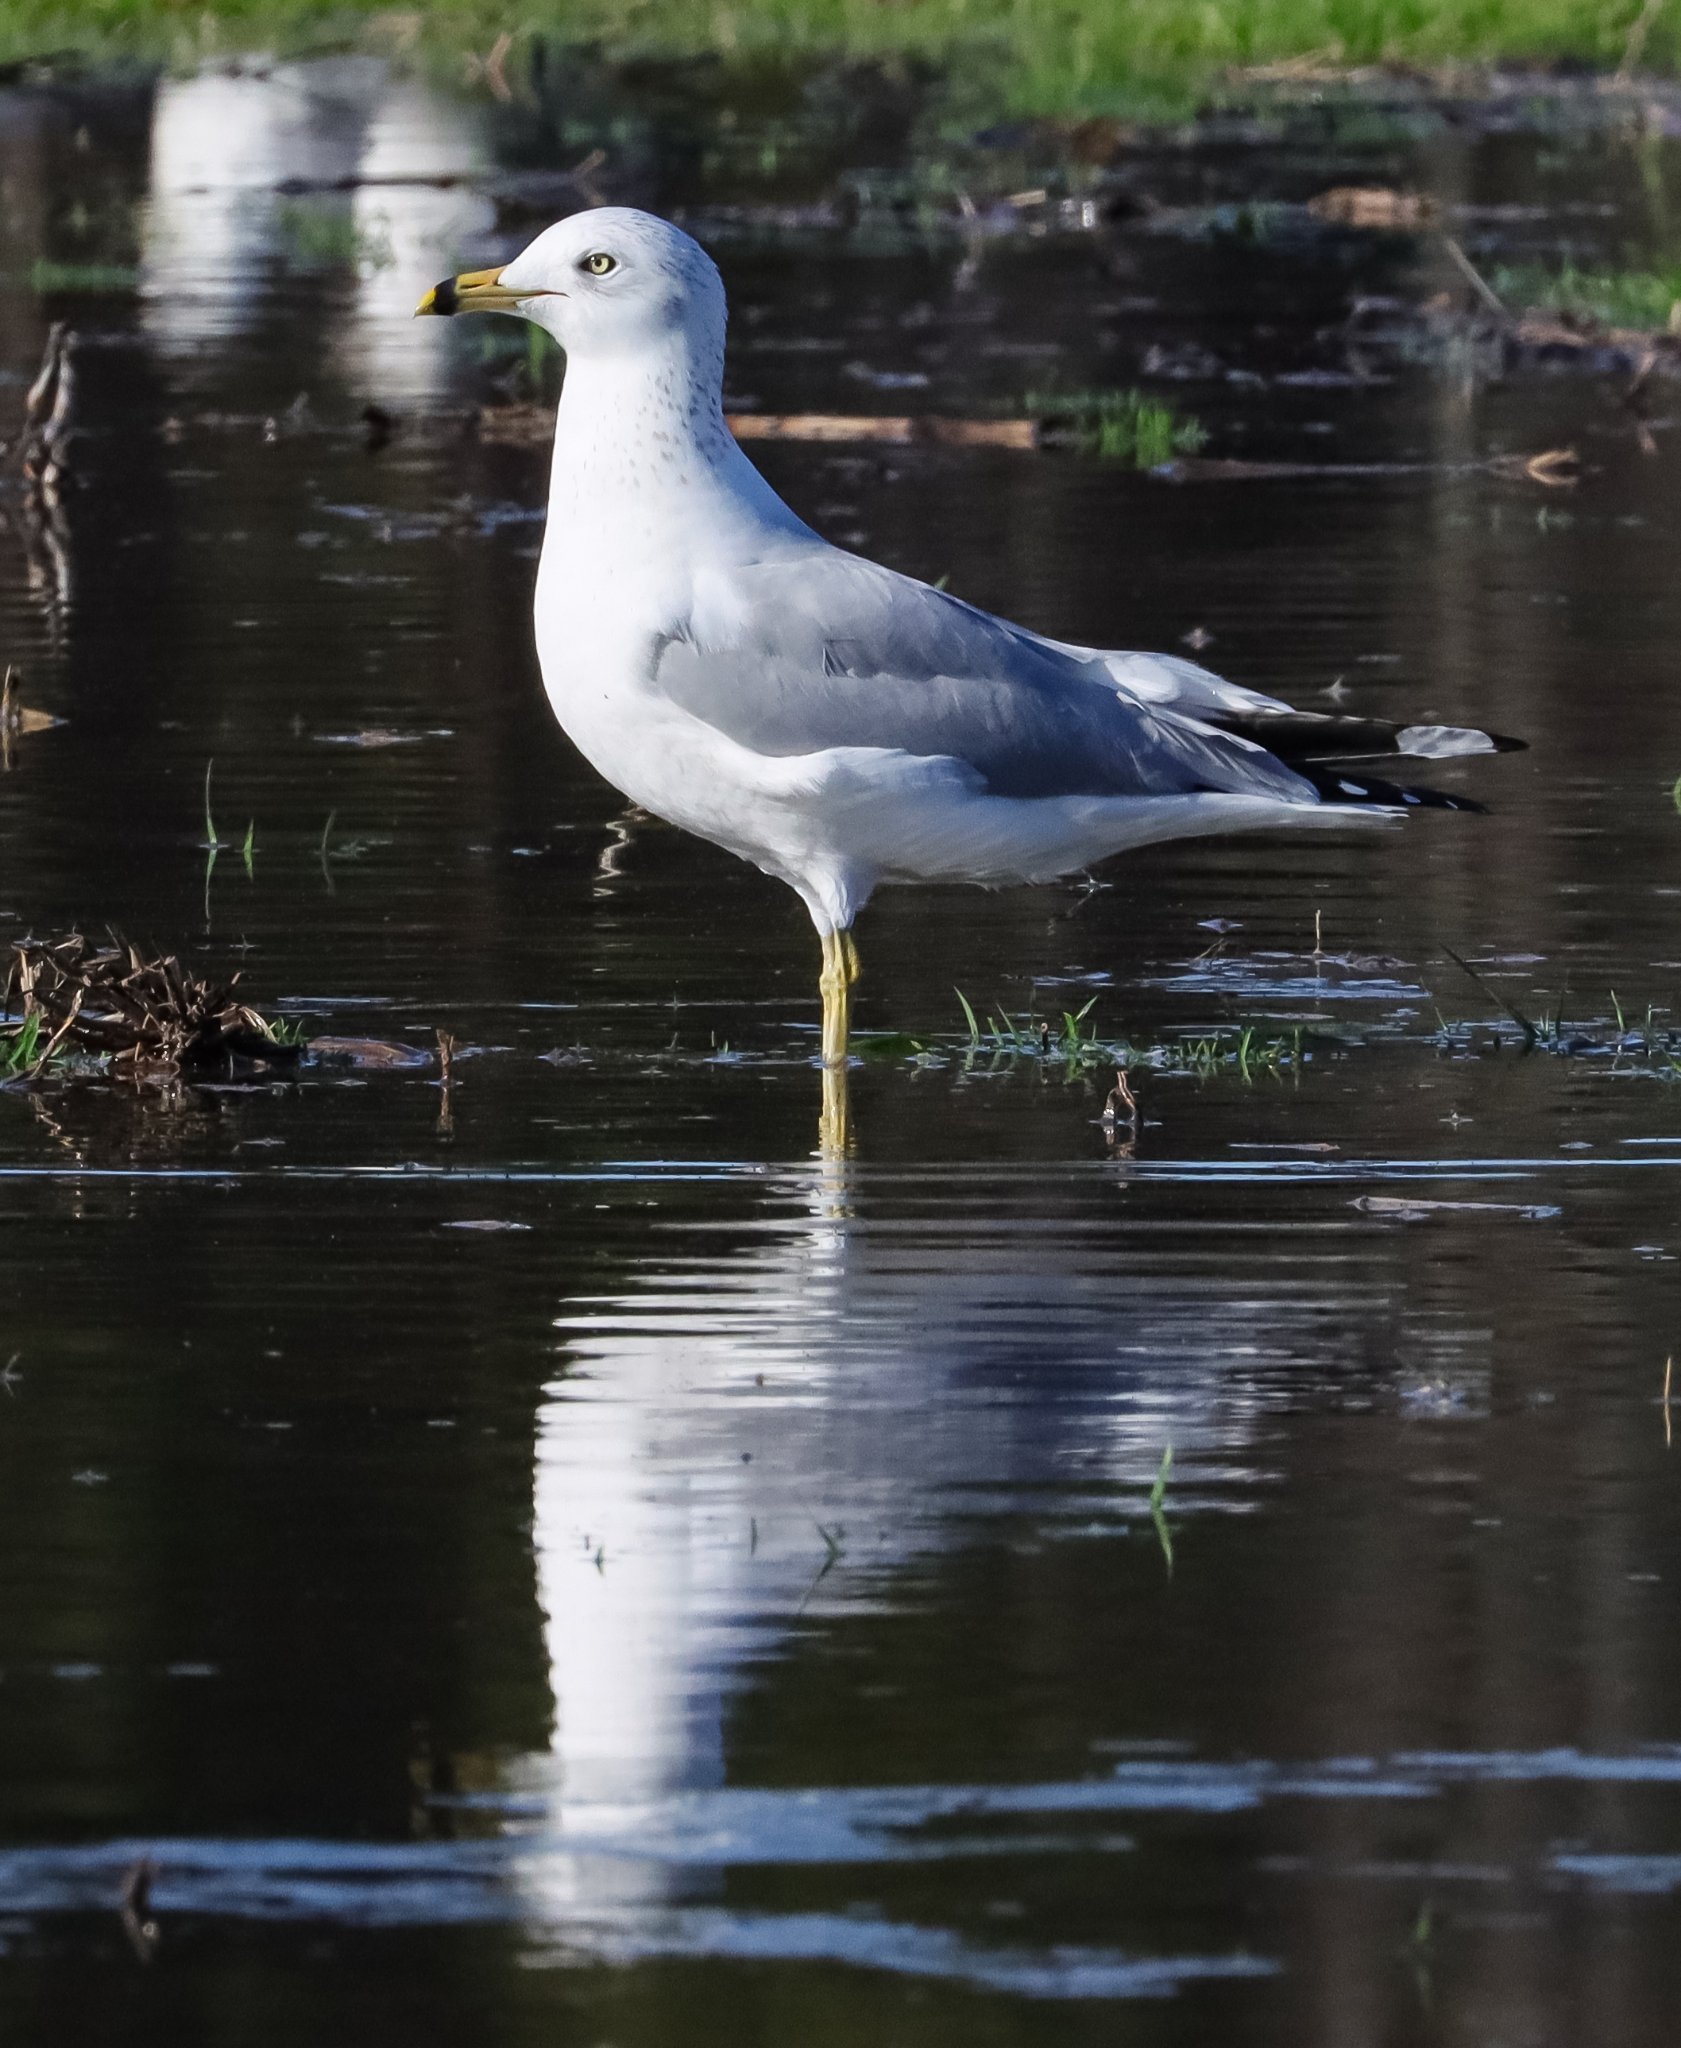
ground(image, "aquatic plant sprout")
xmin=1023 ymin=388 xmax=1209 ymax=465
xmin=0 ymin=1011 xmax=44 ymax=1078
xmin=952 ymin=990 xmax=1306 ymax=1075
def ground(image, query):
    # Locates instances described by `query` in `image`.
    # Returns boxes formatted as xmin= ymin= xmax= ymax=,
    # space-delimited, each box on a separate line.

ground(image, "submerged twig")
xmin=1149 ymin=1444 xmax=1175 ymax=1578
xmin=1102 ymin=1066 xmax=1140 ymax=1138
xmin=0 ymin=664 xmax=59 ymax=770
xmin=119 ymin=1855 xmax=159 ymax=1963
xmin=436 ymin=1028 xmax=459 ymax=1135
xmin=19 ymin=323 xmax=75 ymax=488
xmin=1615 ymin=0 xmax=1666 ymax=83
xmin=1440 ymin=236 xmax=1508 ymax=318
xmin=1439 ymin=945 xmax=1543 ymax=1046
xmin=733 ymin=413 xmax=1037 ymax=449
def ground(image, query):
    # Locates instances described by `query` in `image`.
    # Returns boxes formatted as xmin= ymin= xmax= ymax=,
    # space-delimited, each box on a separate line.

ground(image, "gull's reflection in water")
xmin=509 ymin=1145 xmax=1408 ymax=1931
xmin=524 ymin=1154 xmax=866 ymax=1883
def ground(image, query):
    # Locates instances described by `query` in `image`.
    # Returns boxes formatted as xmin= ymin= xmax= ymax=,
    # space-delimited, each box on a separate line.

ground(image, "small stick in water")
xmin=119 ymin=1855 xmax=160 ymax=1961
xmin=1103 ymin=1067 xmax=1140 ymax=1137
xmin=1440 ymin=235 xmax=1507 ymax=319
xmin=20 ymin=324 xmax=75 ymax=488
xmin=21 ymin=323 xmax=65 ymax=437
xmin=436 ymin=1029 xmax=458 ymax=1137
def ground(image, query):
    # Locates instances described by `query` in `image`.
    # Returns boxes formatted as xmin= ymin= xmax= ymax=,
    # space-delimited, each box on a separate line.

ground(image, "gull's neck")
xmin=544 ymin=332 xmax=808 ymax=566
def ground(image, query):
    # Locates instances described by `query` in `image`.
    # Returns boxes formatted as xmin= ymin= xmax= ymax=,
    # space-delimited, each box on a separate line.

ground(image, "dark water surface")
xmin=3 ymin=58 xmax=1681 ymax=2045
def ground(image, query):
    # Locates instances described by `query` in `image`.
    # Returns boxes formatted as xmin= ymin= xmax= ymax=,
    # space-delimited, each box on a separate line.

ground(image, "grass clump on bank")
xmin=1026 ymin=388 xmax=1208 ymax=465
xmin=1489 ymin=259 xmax=1681 ymax=330
xmin=29 ymin=259 xmax=140 ymax=294
xmin=0 ymin=0 xmax=1677 ymax=119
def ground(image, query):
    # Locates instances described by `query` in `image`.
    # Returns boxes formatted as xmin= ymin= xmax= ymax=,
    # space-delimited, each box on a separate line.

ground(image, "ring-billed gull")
xmin=418 ymin=209 xmax=1517 ymax=1084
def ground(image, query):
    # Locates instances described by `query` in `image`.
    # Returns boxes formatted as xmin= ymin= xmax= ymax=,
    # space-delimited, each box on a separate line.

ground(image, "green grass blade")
xmin=954 ymin=988 xmax=981 ymax=1048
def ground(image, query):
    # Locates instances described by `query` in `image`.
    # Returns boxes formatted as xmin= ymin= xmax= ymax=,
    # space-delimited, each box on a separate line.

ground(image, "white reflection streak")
xmin=143 ymin=61 xmax=492 ymax=398
xmin=522 ymin=1160 xmax=1294 ymax=1916
xmin=339 ymin=76 xmax=494 ymax=398
xmin=528 ymin=1171 xmax=852 ymax=1905
xmin=147 ymin=67 xmax=332 ymax=327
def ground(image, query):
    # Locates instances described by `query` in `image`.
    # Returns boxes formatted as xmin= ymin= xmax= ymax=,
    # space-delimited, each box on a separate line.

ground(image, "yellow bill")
xmin=414 ymin=266 xmax=528 ymax=317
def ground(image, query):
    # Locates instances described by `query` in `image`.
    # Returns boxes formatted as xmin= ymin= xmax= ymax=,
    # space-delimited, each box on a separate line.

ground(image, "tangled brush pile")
xmin=2 ymin=932 xmax=296 ymax=1079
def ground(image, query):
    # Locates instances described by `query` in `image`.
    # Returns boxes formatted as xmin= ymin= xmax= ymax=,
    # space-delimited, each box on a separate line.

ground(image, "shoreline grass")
xmin=1489 ymin=259 xmax=1681 ymax=330
xmin=1 ymin=1 xmax=1676 ymax=122
xmin=1025 ymin=389 xmax=1208 ymax=465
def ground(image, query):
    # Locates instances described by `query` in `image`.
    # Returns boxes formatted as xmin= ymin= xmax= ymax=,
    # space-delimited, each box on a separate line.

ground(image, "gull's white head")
xmin=417 ymin=207 xmax=726 ymax=372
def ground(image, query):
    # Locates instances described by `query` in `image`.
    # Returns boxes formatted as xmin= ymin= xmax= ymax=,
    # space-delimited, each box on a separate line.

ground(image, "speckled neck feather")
xmin=549 ymin=325 xmax=732 ymax=512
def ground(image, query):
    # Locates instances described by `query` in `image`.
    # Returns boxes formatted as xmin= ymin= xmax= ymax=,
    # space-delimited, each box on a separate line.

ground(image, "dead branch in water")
xmin=0 ymin=665 xmax=60 ymax=771
xmin=4 ymin=932 xmax=297 ymax=1078
xmin=729 ymin=413 xmax=1038 ymax=448
xmin=473 ymin=404 xmax=1038 ymax=449
xmin=19 ymin=323 xmax=74 ymax=488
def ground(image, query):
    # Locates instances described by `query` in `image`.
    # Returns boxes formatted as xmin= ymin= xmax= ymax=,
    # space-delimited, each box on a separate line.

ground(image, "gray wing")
xmin=658 ymin=551 xmax=1315 ymax=804
xmin=1042 ymin=638 xmax=1517 ymax=762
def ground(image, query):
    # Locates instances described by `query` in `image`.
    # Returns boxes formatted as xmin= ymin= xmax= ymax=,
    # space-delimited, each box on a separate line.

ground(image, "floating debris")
xmin=1307 ymin=186 xmax=1440 ymax=232
xmin=119 ymin=1854 xmax=159 ymax=1962
xmin=0 ymin=665 xmax=61 ymax=769
xmin=1101 ymin=1067 xmax=1141 ymax=1137
xmin=1355 ymin=1196 xmax=1562 ymax=1221
xmin=477 ymin=404 xmax=1038 ymax=449
xmin=1356 ymin=280 xmax=1681 ymax=383
xmin=2 ymin=933 xmax=300 ymax=1080
xmin=731 ymin=413 xmax=1037 ymax=448
xmin=1500 ymin=447 xmax=1581 ymax=487
xmin=313 ymin=726 xmax=429 ymax=747
xmin=1157 ymin=448 xmax=1578 ymax=486
xmin=305 ymin=1037 xmax=433 ymax=1070
xmin=361 ymin=403 xmax=399 ymax=452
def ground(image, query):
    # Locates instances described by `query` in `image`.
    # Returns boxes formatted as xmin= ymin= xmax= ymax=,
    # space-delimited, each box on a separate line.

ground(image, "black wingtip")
xmin=1301 ymin=765 xmax=1488 ymax=813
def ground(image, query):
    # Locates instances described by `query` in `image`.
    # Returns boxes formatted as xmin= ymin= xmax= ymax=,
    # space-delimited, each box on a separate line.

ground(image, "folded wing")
xmin=1039 ymin=640 xmax=1524 ymax=765
xmin=659 ymin=551 xmax=1319 ymax=806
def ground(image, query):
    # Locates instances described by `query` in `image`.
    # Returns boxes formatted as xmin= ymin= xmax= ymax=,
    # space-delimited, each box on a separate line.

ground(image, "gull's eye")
xmin=581 ymin=251 xmax=616 ymax=276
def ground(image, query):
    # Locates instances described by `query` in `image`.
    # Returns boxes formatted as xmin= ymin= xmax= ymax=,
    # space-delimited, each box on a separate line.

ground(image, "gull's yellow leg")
xmin=819 ymin=1058 xmax=851 ymax=1157
xmin=819 ymin=928 xmax=855 ymax=1068
xmin=816 ymin=927 xmax=861 ymax=1156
